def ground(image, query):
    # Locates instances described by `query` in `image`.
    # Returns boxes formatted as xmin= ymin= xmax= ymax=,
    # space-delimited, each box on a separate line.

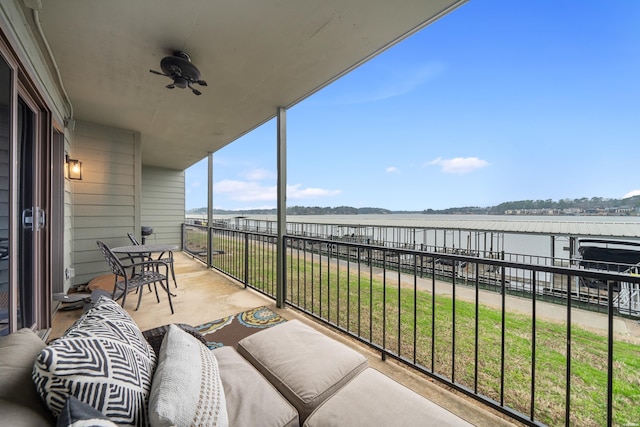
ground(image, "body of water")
xmin=185 ymin=213 xmax=640 ymax=315
xmin=201 ymin=214 xmax=640 ymax=263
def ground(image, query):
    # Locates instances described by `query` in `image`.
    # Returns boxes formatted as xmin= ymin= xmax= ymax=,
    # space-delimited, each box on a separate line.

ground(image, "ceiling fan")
xmin=150 ymin=51 xmax=207 ymax=95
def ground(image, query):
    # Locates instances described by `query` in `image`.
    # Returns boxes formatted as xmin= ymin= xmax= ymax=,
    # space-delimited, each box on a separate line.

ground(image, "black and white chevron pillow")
xmin=33 ymin=296 xmax=156 ymax=427
xmin=57 ymin=396 xmax=118 ymax=427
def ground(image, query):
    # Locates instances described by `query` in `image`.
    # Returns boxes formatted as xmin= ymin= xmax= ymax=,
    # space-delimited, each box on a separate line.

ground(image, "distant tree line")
xmin=487 ymin=195 xmax=640 ymax=214
xmin=187 ymin=195 xmax=640 ymax=216
xmin=423 ymin=196 xmax=640 ymax=215
xmin=286 ymin=206 xmax=392 ymax=215
xmin=187 ymin=206 xmax=392 ymax=215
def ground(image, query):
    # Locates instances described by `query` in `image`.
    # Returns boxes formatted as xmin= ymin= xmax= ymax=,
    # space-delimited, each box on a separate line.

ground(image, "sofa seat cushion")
xmin=237 ymin=320 xmax=367 ymax=423
xmin=149 ymin=324 xmax=228 ymax=427
xmin=213 ymin=346 xmax=299 ymax=427
xmin=0 ymin=328 xmax=54 ymax=425
xmin=32 ymin=296 xmax=156 ymax=427
xmin=0 ymin=397 xmax=55 ymax=427
xmin=303 ymin=368 xmax=474 ymax=427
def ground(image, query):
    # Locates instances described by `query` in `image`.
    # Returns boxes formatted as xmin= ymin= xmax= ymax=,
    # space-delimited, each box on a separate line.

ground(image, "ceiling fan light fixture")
xmin=173 ymin=76 xmax=188 ymax=89
xmin=150 ymin=51 xmax=207 ymax=95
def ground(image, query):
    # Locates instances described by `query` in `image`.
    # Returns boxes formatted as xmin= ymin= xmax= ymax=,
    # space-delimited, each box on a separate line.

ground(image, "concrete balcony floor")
xmin=52 ymin=251 xmax=520 ymax=427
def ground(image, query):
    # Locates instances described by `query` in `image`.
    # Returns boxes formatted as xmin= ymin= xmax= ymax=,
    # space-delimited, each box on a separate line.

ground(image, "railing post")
xmin=207 ymin=151 xmax=214 ymax=268
xmin=607 ymin=280 xmax=613 ymax=427
xmin=565 ymin=274 xmax=572 ymax=427
xmin=208 ymin=226 xmax=213 ymax=269
xmin=244 ymin=232 xmax=249 ymax=287
xmin=181 ymin=223 xmax=185 ymax=252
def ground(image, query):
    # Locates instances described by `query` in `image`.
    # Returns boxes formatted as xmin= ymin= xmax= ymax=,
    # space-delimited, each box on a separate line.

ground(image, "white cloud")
xmin=214 ymin=180 xmax=340 ymax=202
xmin=243 ymin=168 xmax=274 ymax=181
xmin=386 ymin=166 xmax=398 ymax=173
xmin=214 ymin=180 xmax=272 ymax=201
xmin=287 ymin=184 xmax=341 ymax=199
xmin=623 ymin=189 xmax=640 ymax=198
xmin=426 ymin=157 xmax=489 ymax=174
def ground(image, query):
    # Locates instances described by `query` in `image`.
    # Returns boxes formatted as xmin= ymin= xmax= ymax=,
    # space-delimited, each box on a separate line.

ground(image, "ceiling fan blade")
xmin=191 ymin=88 xmax=202 ymax=96
xmin=197 ymin=80 xmax=208 ymax=87
xmin=149 ymin=69 xmax=167 ymax=76
xmin=165 ymin=84 xmax=175 ymax=89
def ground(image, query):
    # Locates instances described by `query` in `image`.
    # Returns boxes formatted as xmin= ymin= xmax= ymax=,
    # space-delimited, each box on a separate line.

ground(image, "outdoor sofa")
xmin=0 ymin=296 xmax=472 ymax=426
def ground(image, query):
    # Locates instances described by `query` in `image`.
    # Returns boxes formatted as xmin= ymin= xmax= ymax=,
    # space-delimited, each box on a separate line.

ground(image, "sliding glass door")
xmin=0 ymin=54 xmax=9 ymax=335
xmin=0 ymin=42 xmax=57 ymax=336
xmin=17 ymin=97 xmax=39 ymax=330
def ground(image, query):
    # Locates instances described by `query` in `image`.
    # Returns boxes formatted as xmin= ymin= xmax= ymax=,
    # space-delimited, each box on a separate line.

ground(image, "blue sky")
xmin=186 ymin=1 xmax=640 ymax=211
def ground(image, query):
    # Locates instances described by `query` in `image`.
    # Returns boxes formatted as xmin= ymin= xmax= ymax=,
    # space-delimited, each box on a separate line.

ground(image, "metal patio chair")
xmin=96 ymin=240 xmax=174 ymax=314
xmin=127 ymin=232 xmax=177 ymax=288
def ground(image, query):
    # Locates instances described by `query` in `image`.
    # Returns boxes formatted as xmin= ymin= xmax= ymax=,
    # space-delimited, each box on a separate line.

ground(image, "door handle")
xmin=36 ymin=207 xmax=46 ymax=230
xmin=21 ymin=207 xmax=46 ymax=231
xmin=22 ymin=208 xmax=33 ymax=231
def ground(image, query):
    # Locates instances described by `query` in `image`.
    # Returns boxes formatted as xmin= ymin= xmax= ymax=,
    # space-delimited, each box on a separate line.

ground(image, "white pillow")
xmin=149 ymin=324 xmax=228 ymax=427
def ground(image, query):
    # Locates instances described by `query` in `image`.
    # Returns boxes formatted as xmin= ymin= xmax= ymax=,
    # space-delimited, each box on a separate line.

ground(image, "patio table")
xmin=111 ymin=244 xmax=178 ymax=256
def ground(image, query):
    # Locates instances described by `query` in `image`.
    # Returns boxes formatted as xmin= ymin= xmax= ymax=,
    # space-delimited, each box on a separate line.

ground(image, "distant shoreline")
xmin=187 ymin=196 xmax=640 ymax=217
xmin=186 ymin=210 xmax=639 ymax=217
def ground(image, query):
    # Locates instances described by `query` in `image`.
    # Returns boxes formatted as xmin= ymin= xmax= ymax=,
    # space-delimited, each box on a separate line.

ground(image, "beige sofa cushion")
xmin=304 ymin=368 xmax=474 ymax=427
xmin=0 ymin=397 xmax=55 ymax=426
xmin=214 ymin=346 xmax=299 ymax=427
xmin=0 ymin=328 xmax=54 ymax=425
xmin=237 ymin=320 xmax=367 ymax=423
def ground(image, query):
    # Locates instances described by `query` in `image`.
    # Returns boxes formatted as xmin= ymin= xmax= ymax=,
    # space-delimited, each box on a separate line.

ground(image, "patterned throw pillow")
xmin=33 ymin=296 xmax=156 ymax=427
xmin=149 ymin=324 xmax=228 ymax=427
xmin=57 ymin=396 xmax=118 ymax=427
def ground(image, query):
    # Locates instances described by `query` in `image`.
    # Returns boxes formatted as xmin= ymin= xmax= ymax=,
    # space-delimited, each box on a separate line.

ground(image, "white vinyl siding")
xmin=71 ymin=121 xmax=139 ymax=285
xmin=141 ymin=166 xmax=184 ymax=247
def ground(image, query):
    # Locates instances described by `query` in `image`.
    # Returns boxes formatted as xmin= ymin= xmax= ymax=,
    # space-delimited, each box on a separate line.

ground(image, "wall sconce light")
xmin=65 ymin=154 xmax=83 ymax=180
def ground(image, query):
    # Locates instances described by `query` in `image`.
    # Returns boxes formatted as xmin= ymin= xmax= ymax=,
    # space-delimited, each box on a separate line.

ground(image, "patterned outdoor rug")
xmin=195 ymin=306 xmax=287 ymax=349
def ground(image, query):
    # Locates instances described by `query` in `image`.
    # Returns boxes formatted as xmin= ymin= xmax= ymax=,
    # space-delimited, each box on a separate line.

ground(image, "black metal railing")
xmin=182 ymin=224 xmax=640 ymax=427
xmin=183 ymin=223 xmax=278 ymax=296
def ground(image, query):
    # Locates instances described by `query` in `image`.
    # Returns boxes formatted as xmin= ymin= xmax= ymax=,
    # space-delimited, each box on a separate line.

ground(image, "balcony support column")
xmin=276 ymin=107 xmax=287 ymax=308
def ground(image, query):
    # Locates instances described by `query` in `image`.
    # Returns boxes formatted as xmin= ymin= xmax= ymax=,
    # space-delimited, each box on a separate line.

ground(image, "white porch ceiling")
xmin=33 ymin=0 xmax=466 ymax=170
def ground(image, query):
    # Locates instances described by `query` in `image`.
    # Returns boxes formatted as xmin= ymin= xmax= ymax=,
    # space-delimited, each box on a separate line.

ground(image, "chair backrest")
xmin=96 ymin=240 xmax=126 ymax=277
xmin=127 ymin=232 xmax=141 ymax=245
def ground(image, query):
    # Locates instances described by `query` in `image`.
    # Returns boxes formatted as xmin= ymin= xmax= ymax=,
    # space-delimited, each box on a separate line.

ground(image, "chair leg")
xmin=111 ymin=279 xmax=119 ymax=301
xmin=149 ymin=264 xmax=158 ymax=292
xmin=135 ymin=286 xmax=144 ymax=311
xmin=153 ymin=283 xmax=160 ymax=303
xmin=170 ymin=262 xmax=177 ymax=288
xmin=120 ymin=285 xmax=128 ymax=309
xmin=165 ymin=278 xmax=174 ymax=314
